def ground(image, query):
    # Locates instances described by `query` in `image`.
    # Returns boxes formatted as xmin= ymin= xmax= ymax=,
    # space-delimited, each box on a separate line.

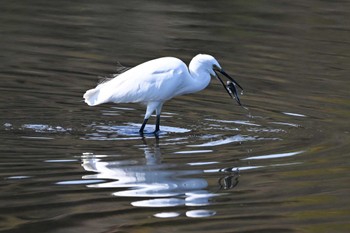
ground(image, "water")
xmin=1 ymin=0 xmax=350 ymax=232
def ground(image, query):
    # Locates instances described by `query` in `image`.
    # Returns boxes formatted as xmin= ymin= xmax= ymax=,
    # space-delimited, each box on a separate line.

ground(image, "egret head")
xmin=191 ymin=54 xmax=221 ymax=76
xmin=190 ymin=54 xmax=244 ymax=106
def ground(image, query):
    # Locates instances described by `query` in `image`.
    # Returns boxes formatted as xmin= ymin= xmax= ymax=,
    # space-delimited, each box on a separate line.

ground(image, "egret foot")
xmin=152 ymin=130 xmax=160 ymax=138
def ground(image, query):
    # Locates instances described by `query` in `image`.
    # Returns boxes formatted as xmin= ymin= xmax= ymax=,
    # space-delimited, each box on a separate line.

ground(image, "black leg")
xmin=139 ymin=118 xmax=148 ymax=133
xmin=155 ymin=114 xmax=160 ymax=133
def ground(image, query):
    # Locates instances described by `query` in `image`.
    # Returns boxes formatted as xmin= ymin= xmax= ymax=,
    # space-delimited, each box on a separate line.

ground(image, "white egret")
xmin=83 ymin=54 xmax=243 ymax=134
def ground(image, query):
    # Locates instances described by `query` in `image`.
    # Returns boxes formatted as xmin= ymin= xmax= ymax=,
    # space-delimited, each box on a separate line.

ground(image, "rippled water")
xmin=1 ymin=1 xmax=350 ymax=232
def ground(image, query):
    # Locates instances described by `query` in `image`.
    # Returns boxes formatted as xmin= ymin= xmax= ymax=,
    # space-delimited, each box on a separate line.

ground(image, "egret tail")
xmin=83 ymin=88 xmax=101 ymax=106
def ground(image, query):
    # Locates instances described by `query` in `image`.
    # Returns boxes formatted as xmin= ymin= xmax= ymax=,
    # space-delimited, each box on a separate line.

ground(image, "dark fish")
xmin=213 ymin=68 xmax=244 ymax=107
xmin=226 ymin=81 xmax=242 ymax=106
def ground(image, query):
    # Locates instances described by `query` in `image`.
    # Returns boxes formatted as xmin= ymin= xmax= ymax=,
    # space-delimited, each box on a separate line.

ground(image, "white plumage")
xmin=83 ymin=54 xmax=243 ymax=134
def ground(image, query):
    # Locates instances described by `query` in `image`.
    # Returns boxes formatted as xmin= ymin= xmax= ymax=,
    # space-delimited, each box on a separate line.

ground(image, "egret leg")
xmin=154 ymin=102 xmax=163 ymax=133
xmin=141 ymin=101 xmax=163 ymax=135
xmin=139 ymin=118 xmax=148 ymax=133
xmin=155 ymin=114 xmax=160 ymax=133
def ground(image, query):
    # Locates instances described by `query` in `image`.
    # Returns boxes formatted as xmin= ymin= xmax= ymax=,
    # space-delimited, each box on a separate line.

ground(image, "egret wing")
xmin=85 ymin=57 xmax=187 ymax=105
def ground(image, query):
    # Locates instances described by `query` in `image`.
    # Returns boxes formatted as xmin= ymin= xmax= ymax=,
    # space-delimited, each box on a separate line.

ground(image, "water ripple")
xmin=188 ymin=135 xmax=257 ymax=147
xmin=243 ymin=151 xmax=304 ymax=160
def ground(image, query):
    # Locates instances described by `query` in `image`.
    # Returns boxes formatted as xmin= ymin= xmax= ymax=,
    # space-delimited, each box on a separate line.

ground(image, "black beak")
xmin=214 ymin=68 xmax=244 ymax=106
xmin=215 ymin=68 xmax=243 ymax=90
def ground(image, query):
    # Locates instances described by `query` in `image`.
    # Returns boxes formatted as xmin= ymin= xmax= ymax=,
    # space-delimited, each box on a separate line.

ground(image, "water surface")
xmin=1 ymin=1 xmax=350 ymax=232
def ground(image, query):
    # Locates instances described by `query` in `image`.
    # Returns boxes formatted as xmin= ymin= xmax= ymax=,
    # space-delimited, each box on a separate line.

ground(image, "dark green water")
xmin=1 ymin=1 xmax=349 ymax=232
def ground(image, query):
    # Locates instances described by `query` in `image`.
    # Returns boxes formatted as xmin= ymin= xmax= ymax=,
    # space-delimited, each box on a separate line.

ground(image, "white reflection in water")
xmin=154 ymin=212 xmax=180 ymax=218
xmin=186 ymin=210 xmax=216 ymax=218
xmin=81 ymin=143 xmax=229 ymax=212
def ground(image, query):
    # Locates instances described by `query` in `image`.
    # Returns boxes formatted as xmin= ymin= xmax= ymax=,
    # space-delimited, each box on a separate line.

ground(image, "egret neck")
xmin=180 ymin=59 xmax=212 ymax=95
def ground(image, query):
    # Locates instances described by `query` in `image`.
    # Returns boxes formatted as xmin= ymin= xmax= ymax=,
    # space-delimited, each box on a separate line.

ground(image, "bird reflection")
xmin=81 ymin=139 xmax=239 ymax=210
xmin=218 ymin=170 xmax=240 ymax=190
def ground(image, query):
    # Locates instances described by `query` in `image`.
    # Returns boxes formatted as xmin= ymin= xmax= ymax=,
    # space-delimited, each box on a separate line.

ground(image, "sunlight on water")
xmin=186 ymin=210 xmax=216 ymax=218
xmin=21 ymin=136 xmax=54 ymax=140
xmin=270 ymin=121 xmax=300 ymax=127
xmin=282 ymin=112 xmax=307 ymax=118
xmin=6 ymin=175 xmax=31 ymax=179
xmin=45 ymin=159 xmax=78 ymax=163
xmin=128 ymin=123 xmax=191 ymax=133
xmin=56 ymin=179 xmax=106 ymax=185
xmin=174 ymin=150 xmax=213 ymax=154
xmin=243 ymin=151 xmax=305 ymax=160
xmin=22 ymin=124 xmax=72 ymax=133
xmin=154 ymin=212 xmax=180 ymax=218
xmin=205 ymin=118 xmax=261 ymax=127
xmin=188 ymin=135 xmax=257 ymax=147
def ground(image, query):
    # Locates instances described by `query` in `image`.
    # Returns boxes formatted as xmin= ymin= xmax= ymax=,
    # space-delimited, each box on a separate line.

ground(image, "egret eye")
xmin=213 ymin=65 xmax=220 ymax=71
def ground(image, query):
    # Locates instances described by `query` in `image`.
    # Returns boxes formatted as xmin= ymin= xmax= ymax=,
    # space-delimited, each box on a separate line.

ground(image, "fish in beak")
xmin=213 ymin=67 xmax=244 ymax=106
